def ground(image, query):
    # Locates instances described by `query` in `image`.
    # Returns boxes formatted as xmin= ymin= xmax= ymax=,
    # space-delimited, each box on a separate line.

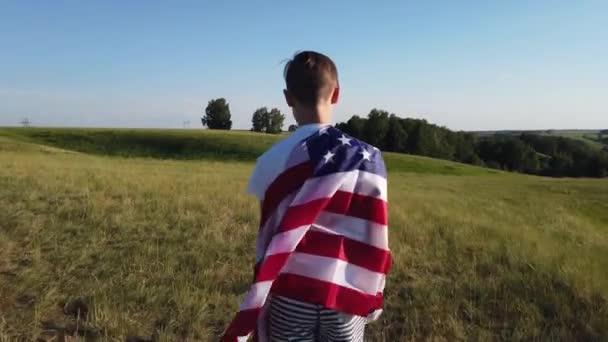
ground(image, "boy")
xmin=223 ymin=51 xmax=390 ymax=341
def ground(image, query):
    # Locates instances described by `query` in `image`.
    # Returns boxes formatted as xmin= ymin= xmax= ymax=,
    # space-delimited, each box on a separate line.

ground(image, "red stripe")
xmin=295 ymin=230 xmax=391 ymax=274
xmin=271 ymin=273 xmax=383 ymax=317
xmin=277 ymin=197 xmax=331 ymax=232
xmin=254 ymin=252 xmax=291 ymax=282
xmin=277 ymin=191 xmax=387 ymax=233
xmin=325 ymin=191 xmax=388 ymax=225
xmin=261 ymin=161 xmax=313 ymax=227
xmin=221 ymin=307 xmax=261 ymax=342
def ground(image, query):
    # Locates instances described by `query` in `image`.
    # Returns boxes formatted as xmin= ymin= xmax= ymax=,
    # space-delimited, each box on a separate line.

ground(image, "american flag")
xmin=222 ymin=126 xmax=391 ymax=341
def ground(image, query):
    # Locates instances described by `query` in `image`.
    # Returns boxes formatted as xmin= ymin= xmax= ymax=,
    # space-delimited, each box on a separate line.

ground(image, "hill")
xmin=0 ymin=127 xmax=495 ymax=176
xmin=473 ymin=129 xmax=607 ymax=151
xmin=0 ymin=129 xmax=607 ymax=341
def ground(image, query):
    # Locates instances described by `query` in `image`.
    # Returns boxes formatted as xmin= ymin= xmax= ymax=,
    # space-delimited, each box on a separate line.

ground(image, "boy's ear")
xmin=284 ymin=89 xmax=294 ymax=107
xmin=331 ymin=87 xmax=340 ymax=104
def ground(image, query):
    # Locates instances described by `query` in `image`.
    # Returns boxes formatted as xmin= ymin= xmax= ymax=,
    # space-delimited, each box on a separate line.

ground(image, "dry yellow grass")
xmin=1 ymin=133 xmax=607 ymax=341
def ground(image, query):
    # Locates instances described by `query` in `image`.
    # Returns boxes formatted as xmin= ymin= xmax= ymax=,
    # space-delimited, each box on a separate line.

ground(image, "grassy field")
xmin=1 ymin=129 xmax=607 ymax=341
xmin=0 ymin=128 xmax=496 ymax=176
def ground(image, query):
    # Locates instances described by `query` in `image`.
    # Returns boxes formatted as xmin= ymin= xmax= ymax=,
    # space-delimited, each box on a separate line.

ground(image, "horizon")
xmin=1 ymin=1 xmax=607 ymax=131
xmin=1 ymin=122 xmax=606 ymax=133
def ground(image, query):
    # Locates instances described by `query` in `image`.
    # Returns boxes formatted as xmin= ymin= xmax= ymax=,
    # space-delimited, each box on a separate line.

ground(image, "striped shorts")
xmin=267 ymin=296 xmax=367 ymax=342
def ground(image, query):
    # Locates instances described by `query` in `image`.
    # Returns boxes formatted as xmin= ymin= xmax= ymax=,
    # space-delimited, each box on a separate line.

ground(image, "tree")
xmin=364 ymin=109 xmax=390 ymax=148
xmin=335 ymin=113 xmax=607 ymax=178
xmin=266 ymin=108 xmax=285 ymax=134
xmin=343 ymin=115 xmax=367 ymax=138
xmin=500 ymin=139 xmax=528 ymax=171
xmin=384 ymin=115 xmax=407 ymax=152
xmin=250 ymin=107 xmax=285 ymax=134
xmin=548 ymin=153 xmax=573 ymax=177
xmin=202 ymin=98 xmax=232 ymax=129
xmin=409 ymin=121 xmax=440 ymax=157
xmin=453 ymin=132 xmax=478 ymax=164
xmin=521 ymin=149 xmax=540 ymax=174
xmin=251 ymin=107 xmax=268 ymax=132
xmin=288 ymin=124 xmax=298 ymax=132
xmin=587 ymin=153 xmax=608 ymax=178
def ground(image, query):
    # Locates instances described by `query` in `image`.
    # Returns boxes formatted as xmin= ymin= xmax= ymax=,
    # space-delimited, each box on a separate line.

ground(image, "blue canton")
xmin=303 ymin=126 xmax=387 ymax=178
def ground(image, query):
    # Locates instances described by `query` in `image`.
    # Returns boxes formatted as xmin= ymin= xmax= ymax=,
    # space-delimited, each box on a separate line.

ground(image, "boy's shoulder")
xmin=257 ymin=133 xmax=300 ymax=164
xmin=258 ymin=125 xmax=330 ymax=162
xmin=248 ymin=127 xmax=321 ymax=200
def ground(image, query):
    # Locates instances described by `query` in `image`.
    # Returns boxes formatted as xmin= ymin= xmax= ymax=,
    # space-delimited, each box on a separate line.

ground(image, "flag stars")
xmin=322 ymin=150 xmax=335 ymax=164
xmin=318 ymin=126 xmax=330 ymax=135
xmin=337 ymin=135 xmax=351 ymax=146
xmin=359 ymin=148 xmax=372 ymax=162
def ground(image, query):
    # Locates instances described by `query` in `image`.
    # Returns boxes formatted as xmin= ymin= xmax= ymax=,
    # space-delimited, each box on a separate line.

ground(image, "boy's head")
xmin=283 ymin=51 xmax=339 ymax=124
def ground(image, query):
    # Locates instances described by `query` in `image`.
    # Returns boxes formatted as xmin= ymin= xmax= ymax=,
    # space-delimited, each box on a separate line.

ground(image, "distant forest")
xmin=201 ymin=98 xmax=608 ymax=178
xmin=336 ymin=109 xmax=608 ymax=178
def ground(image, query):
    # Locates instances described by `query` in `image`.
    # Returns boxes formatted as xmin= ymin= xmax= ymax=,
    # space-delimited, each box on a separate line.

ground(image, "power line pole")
xmin=20 ymin=118 xmax=31 ymax=127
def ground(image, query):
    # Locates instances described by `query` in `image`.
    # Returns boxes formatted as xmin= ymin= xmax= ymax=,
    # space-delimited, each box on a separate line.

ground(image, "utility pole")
xmin=20 ymin=118 xmax=31 ymax=127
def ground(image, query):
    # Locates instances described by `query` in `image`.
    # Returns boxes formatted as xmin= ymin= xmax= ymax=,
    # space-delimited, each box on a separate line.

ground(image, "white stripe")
xmin=291 ymin=171 xmax=349 ymax=206
xmin=239 ymin=280 xmax=273 ymax=310
xmin=292 ymin=170 xmax=387 ymax=206
xmin=281 ymin=253 xmax=385 ymax=295
xmin=355 ymin=170 xmax=387 ymax=200
xmin=256 ymin=192 xmax=297 ymax=262
xmin=366 ymin=309 xmax=383 ymax=322
xmin=312 ymin=211 xmax=389 ymax=250
xmin=285 ymin=143 xmax=310 ymax=169
xmin=264 ymin=225 xmax=310 ymax=257
xmin=378 ymin=276 xmax=386 ymax=294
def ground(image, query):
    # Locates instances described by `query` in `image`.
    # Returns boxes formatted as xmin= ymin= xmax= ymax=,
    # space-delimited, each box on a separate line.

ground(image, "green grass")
xmin=0 ymin=127 xmax=495 ymax=176
xmin=0 ymin=127 xmax=278 ymax=161
xmin=1 ymin=130 xmax=607 ymax=341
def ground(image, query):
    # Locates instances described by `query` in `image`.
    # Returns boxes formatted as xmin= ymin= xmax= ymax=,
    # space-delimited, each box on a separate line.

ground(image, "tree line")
xmin=335 ymin=109 xmax=608 ymax=178
xmin=201 ymin=98 xmax=288 ymax=134
xmin=200 ymin=99 xmax=608 ymax=178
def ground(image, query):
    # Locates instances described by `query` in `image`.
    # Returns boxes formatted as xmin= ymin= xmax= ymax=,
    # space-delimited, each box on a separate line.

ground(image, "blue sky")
xmin=0 ymin=1 xmax=606 ymax=130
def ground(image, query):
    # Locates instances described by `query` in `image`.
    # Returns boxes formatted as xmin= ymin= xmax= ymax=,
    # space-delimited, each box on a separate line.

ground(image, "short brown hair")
xmin=283 ymin=51 xmax=339 ymax=106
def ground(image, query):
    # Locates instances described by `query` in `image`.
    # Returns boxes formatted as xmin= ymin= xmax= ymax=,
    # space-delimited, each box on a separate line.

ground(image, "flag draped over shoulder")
xmin=222 ymin=126 xmax=391 ymax=341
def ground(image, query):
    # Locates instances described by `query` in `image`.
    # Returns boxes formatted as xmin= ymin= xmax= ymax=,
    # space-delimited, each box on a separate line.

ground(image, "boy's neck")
xmin=294 ymin=104 xmax=331 ymax=126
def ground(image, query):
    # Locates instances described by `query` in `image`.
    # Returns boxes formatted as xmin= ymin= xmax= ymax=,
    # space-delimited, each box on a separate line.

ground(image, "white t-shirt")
xmin=246 ymin=124 xmax=329 ymax=201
